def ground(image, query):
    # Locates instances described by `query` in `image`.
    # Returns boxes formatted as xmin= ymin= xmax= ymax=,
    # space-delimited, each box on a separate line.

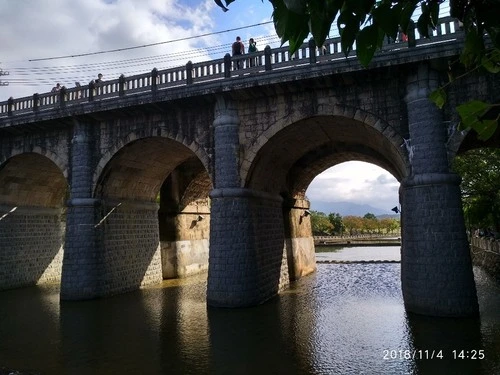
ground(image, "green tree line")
xmin=453 ymin=147 xmax=500 ymax=232
xmin=310 ymin=211 xmax=400 ymax=236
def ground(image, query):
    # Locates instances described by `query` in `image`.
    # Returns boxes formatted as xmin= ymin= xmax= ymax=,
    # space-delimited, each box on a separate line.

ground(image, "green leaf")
xmin=338 ymin=10 xmax=362 ymax=56
xmin=481 ymin=48 xmax=500 ymax=73
xmin=371 ymin=2 xmax=399 ymax=40
xmin=271 ymin=0 xmax=310 ymax=54
xmin=283 ymin=0 xmax=306 ymax=14
xmin=429 ymin=0 xmax=439 ymax=28
xmin=460 ymin=28 xmax=485 ymax=67
xmin=474 ymin=119 xmax=498 ymax=141
xmin=341 ymin=0 xmax=374 ymax=17
xmin=417 ymin=12 xmax=430 ymax=38
xmin=429 ymin=88 xmax=447 ymax=109
xmin=400 ymin=0 xmax=419 ymax=33
xmin=356 ymin=24 xmax=379 ymax=67
xmin=457 ymin=100 xmax=490 ymax=124
xmin=309 ymin=0 xmax=341 ymax=49
xmin=457 ymin=100 xmax=497 ymax=140
xmin=376 ymin=25 xmax=386 ymax=49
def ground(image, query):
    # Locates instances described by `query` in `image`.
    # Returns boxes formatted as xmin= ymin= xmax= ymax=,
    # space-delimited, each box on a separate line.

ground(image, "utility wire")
xmin=5 ymin=34 xmax=282 ymax=88
xmin=5 ymin=4 xmax=452 ymax=89
xmin=29 ymin=21 xmax=274 ymax=62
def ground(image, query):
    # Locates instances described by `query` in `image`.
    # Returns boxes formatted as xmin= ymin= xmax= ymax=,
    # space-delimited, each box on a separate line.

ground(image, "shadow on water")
xmin=207 ymin=296 xmax=307 ymax=375
xmin=59 ymin=290 xmax=163 ymax=374
xmin=406 ymin=313 xmax=483 ymax=375
xmin=0 ymin=285 xmax=60 ymax=373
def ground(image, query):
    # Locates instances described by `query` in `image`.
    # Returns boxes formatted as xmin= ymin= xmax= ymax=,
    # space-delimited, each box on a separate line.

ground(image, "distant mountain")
xmin=310 ymin=201 xmax=396 ymax=217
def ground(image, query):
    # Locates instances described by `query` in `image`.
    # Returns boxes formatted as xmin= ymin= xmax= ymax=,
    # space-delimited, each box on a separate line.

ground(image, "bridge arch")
xmin=244 ymin=107 xmax=409 ymax=198
xmin=93 ymin=130 xmax=211 ymax=197
xmin=0 ymin=152 xmax=68 ymax=208
xmin=89 ymin=134 xmax=212 ymax=297
xmin=239 ymin=107 xmax=408 ymax=286
xmin=0 ymin=147 xmax=68 ymax=181
xmin=0 ymin=152 xmax=67 ymax=291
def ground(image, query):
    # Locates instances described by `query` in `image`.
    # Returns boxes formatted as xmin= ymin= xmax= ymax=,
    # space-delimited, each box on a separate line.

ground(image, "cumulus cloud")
xmin=306 ymin=161 xmax=400 ymax=210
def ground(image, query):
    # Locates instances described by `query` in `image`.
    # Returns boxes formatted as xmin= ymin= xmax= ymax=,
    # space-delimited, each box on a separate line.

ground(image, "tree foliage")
xmin=216 ymin=0 xmax=499 ymax=140
xmin=453 ymin=148 xmax=500 ymax=230
xmin=311 ymin=211 xmax=400 ymax=235
xmin=310 ymin=210 xmax=334 ymax=234
xmin=328 ymin=212 xmax=345 ymax=234
xmin=363 ymin=212 xmax=377 ymax=220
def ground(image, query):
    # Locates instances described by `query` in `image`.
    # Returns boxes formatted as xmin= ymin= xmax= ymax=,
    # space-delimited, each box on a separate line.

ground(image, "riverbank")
xmin=314 ymin=236 xmax=401 ymax=247
xmin=317 ymin=259 xmax=400 ymax=264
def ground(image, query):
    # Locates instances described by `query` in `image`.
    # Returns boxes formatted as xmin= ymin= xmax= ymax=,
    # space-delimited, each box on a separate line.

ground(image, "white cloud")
xmin=306 ymin=161 xmax=400 ymax=210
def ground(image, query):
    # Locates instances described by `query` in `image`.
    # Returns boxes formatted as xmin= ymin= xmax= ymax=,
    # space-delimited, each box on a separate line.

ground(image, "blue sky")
xmin=0 ymin=0 xmax=399 ymax=212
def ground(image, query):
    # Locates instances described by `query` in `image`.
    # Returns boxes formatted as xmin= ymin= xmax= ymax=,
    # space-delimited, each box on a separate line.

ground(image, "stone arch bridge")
xmin=0 ymin=17 xmax=498 ymax=317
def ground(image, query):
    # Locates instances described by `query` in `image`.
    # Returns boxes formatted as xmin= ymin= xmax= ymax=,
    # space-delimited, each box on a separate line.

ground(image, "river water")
xmin=0 ymin=246 xmax=499 ymax=375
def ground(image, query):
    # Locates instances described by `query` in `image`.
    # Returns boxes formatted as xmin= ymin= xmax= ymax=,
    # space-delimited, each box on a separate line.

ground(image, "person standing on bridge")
xmin=95 ymin=73 xmax=103 ymax=84
xmin=51 ymin=83 xmax=61 ymax=92
xmin=248 ymin=38 xmax=257 ymax=67
xmin=232 ymin=36 xmax=245 ymax=70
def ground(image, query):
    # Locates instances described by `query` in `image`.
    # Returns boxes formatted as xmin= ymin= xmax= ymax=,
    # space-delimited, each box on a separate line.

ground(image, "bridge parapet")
xmin=0 ymin=17 xmax=462 ymax=120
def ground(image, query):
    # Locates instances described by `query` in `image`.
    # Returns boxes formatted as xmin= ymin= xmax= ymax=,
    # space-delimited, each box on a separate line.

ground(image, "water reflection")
xmin=0 ymin=249 xmax=498 ymax=375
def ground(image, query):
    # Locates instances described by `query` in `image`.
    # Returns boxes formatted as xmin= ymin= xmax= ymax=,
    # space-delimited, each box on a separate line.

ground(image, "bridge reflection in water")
xmin=0 ymin=247 xmax=498 ymax=375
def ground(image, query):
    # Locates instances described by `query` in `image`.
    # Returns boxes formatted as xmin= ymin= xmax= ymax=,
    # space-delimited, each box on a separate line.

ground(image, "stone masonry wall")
xmin=285 ymin=199 xmax=316 ymax=281
xmin=401 ymin=180 xmax=478 ymax=316
xmin=100 ymin=201 xmax=162 ymax=296
xmin=207 ymin=189 xmax=287 ymax=307
xmin=0 ymin=206 xmax=64 ymax=290
xmin=470 ymin=237 xmax=500 ymax=282
xmin=161 ymin=209 xmax=210 ymax=278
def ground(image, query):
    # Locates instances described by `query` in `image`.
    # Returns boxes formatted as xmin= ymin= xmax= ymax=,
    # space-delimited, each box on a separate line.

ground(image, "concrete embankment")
xmin=314 ymin=236 xmax=401 ymax=247
xmin=316 ymin=260 xmax=400 ymax=264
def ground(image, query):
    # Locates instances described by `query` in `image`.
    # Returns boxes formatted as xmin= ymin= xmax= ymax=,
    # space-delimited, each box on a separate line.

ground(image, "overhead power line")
xmin=4 ymin=33 xmax=282 ymax=89
xmin=29 ymin=21 xmax=274 ymax=62
xmin=0 ymin=69 xmax=9 ymax=86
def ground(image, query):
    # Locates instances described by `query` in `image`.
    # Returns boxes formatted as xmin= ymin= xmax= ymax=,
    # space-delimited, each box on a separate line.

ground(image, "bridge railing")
xmin=0 ymin=16 xmax=462 ymax=119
